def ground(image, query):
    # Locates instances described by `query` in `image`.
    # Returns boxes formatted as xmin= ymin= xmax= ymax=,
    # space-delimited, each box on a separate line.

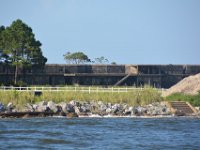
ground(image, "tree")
xmin=0 ymin=26 xmax=6 ymax=63
xmin=0 ymin=19 xmax=47 ymax=84
xmin=94 ymin=56 xmax=109 ymax=64
xmin=111 ymin=62 xmax=117 ymax=65
xmin=63 ymin=51 xmax=90 ymax=64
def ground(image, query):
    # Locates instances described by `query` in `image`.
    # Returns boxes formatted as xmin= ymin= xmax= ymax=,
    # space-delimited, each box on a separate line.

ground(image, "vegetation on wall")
xmin=63 ymin=51 xmax=91 ymax=64
xmin=63 ymin=51 xmax=114 ymax=64
xmin=94 ymin=56 xmax=109 ymax=64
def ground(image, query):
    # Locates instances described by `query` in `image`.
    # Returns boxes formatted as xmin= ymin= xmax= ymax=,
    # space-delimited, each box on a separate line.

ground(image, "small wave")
xmin=39 ymin=138 xmax=73 ymax=145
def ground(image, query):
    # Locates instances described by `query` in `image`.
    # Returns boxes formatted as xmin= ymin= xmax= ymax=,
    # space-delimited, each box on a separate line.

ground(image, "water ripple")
xmin=0 ymin=117 xmax=200 ymax=149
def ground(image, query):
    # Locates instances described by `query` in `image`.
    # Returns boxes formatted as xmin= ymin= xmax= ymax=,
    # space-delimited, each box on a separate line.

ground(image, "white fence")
xmin=0 ymin=86 xmax=166 ymax=93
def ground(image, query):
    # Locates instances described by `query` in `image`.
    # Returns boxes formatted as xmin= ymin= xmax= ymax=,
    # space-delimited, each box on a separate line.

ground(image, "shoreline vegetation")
xmin=0 ymin=86 xmax=162 ymax=108
xmin=0 ymin=86 xmax=199 ymax=118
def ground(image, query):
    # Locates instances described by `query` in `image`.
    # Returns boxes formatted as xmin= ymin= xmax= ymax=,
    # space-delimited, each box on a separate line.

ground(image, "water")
xmin=0 ymin=117 xmax=200 ymax=149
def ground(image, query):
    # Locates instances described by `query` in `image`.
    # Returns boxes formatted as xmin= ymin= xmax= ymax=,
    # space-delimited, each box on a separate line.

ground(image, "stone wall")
xmin=1 ymin=64 xmax=200 ymax=88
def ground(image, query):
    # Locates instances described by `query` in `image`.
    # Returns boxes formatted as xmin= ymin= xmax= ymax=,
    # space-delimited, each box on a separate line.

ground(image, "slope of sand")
xmin=163 ymin=73 xmax=200 ymax=97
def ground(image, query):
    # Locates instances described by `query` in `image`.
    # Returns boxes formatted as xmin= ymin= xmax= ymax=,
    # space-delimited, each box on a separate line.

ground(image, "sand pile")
xmin=163 ymin=73 xmax=200 ymax=97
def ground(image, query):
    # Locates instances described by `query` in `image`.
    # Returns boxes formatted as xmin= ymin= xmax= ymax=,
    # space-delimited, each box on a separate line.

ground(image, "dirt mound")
xmin=163 ymin=73 xmax=200 ymax=97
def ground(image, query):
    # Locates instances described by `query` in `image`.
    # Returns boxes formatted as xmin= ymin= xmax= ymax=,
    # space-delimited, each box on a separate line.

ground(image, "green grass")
xmin=166 ymin=93 xmax=200 ymax=106
xmin=0 ymin=86 xmax=162 ymax=108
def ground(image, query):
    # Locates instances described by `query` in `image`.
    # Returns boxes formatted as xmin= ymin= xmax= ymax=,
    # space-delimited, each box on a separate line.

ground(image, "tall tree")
xmin=63 ymin=51 xmax=90 ymax=64
xmin=0 ymin=26 xmax=6 ymax=62
xmin=0 ymin=19 xmax=47 ymax=84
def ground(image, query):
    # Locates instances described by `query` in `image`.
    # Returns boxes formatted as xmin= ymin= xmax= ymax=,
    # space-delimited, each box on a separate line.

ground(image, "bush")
xmin=166 ymin=93 xmax=200 ymax=106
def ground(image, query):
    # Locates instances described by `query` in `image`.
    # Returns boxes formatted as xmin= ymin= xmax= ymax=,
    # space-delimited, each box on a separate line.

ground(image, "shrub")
xmin=166 ymin=93 xmax=200 ymax=106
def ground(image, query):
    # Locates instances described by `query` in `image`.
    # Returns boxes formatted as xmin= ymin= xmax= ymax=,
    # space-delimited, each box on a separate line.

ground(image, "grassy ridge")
xmin=166 ymin=93 xmax=200 ymax=106
xmin=0 ymin=87 xmax=162 ymax=107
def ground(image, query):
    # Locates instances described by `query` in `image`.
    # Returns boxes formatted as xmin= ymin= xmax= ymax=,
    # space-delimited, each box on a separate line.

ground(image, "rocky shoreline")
xmin=0 ymin=100 xmax=198 ymax=118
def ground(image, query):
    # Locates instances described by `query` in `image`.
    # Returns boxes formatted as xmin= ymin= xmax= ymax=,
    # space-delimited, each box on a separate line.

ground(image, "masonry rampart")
xmin=0 ymin=64 xmax=200 ymax=88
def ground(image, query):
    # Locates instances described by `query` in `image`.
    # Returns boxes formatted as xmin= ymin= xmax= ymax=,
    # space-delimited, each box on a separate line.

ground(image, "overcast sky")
xmin=1 ymin=0 xmax=200 ymax=64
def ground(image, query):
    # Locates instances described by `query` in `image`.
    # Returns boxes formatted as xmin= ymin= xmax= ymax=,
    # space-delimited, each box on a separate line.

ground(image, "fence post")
xmin=89 ymin=87 xmax=91 ymax=94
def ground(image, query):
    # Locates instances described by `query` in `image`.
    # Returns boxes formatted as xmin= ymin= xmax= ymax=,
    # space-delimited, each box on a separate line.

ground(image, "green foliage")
xmin=0 ymin=91 xmax=34 ymax=109
xmin=111 ymin=62 xmax=117 ymax=65
xmin=166 ymin=93 xmax=200 ymax=106
xmin=63 ymin=51 xmax=90 ymax=64
xmin=0 ymin=87 xmax=162 ymax=107
xmin=94 ymin=56 xmax=109 ymax=64
xmin=0 ymin=19 xmax=47 ymax=84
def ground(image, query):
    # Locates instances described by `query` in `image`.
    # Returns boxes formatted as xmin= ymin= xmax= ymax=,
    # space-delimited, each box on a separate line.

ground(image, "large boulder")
xmin=136 ymin=106 xmax=147 ymax=116
xmin=36 ymin=101 xmax=49 ymax=112
xmin=58 ymin=102 xmax=69 ymax=113
xmin=74 ymin=106 xmax=81 ymax=114
xmin=25 ymin=103 xmax=35 ymax=112
xmin=111 ymin=104 xmax=121 ymax=114
xmin=80 ymin=102 xmax=91 ymax=113
xmin=124 ymin=106 xmax=134 ymax=115
xmin=47 ymin=101 xmax=58 ymax=113
xmin=99 ymin=103 xmax=107 ymax=112
xmin=69 ymin=100 xmax=81 ymax=107
xmin=106 ymin=107 xmax=112 ymax=114
xmin=7 ymin=102 xmax=14 ymax=112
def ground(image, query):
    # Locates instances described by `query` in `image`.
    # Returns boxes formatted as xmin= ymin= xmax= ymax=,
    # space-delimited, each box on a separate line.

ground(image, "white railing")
xmin=0 ymin=86 xmax=166 ymax=93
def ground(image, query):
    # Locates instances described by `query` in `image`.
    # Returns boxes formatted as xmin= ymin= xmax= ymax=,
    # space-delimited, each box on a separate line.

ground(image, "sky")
xmin=0 ymin=0 xmax=200 ymax=64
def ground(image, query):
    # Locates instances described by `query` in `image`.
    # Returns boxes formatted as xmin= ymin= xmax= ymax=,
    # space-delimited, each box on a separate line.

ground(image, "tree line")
xmin=63 ymin=52 xmax=116 ymax=64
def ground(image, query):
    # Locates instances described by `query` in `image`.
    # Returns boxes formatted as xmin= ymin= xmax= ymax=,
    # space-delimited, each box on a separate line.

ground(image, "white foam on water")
xmin=79 ymin=114 xmax=175 ymax=118
xmin=79 ymin=114 xmax=102 ymax=118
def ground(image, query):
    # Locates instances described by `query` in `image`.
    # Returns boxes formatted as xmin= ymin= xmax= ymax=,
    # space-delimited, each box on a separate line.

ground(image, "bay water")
xmin=0 ymin=117 xmax=200 ymax=149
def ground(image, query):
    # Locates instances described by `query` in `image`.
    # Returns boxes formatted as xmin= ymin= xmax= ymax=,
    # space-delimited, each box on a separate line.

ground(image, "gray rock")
xmin=106 ymin=108 xmax=112 ymax=114
xmin=25 ymin=103 xmax=35 ymax=112
xmin=47 ymin=101 xmax=58 ymax=113
xmin=0 ymin=102 xmax=5 ymax=112
xmin=7 ymin=102 xmax=14 ymax=112
xmin=37 ymin=101 xmax=48 ymax=112
xmin=99 ymin=103 xmax=107 ymax=112
xmin=136 ymin=106 xmax=147 ymax=115
xmin=111 ymin=104 xmax=120 ymax=114
xmin=124 ymin=106 xmax=134 ymax=115
xmin=131 ymin=107 xmax=138 ymax=116
xmin=58 ymin=102 xmax=75 ymax=113
xmin=66 ymin=104 xmax=75 ymax=113
xmin=144 ymin=102 xmax=171 ymax=116
xmin=69 ymin=100 xmax=80 ymax=107
xmin=58 ymin=102 xmax=67 ymax=113
xmin=80 ymin=105 xmax=87 ymax=113
xmin=81 ymin=102 xmax=91 ymax=113
xmin=74 ymin=106 xmax=81 ymax=114
xmin=33 ymin=104 xmax=38 ymax=111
